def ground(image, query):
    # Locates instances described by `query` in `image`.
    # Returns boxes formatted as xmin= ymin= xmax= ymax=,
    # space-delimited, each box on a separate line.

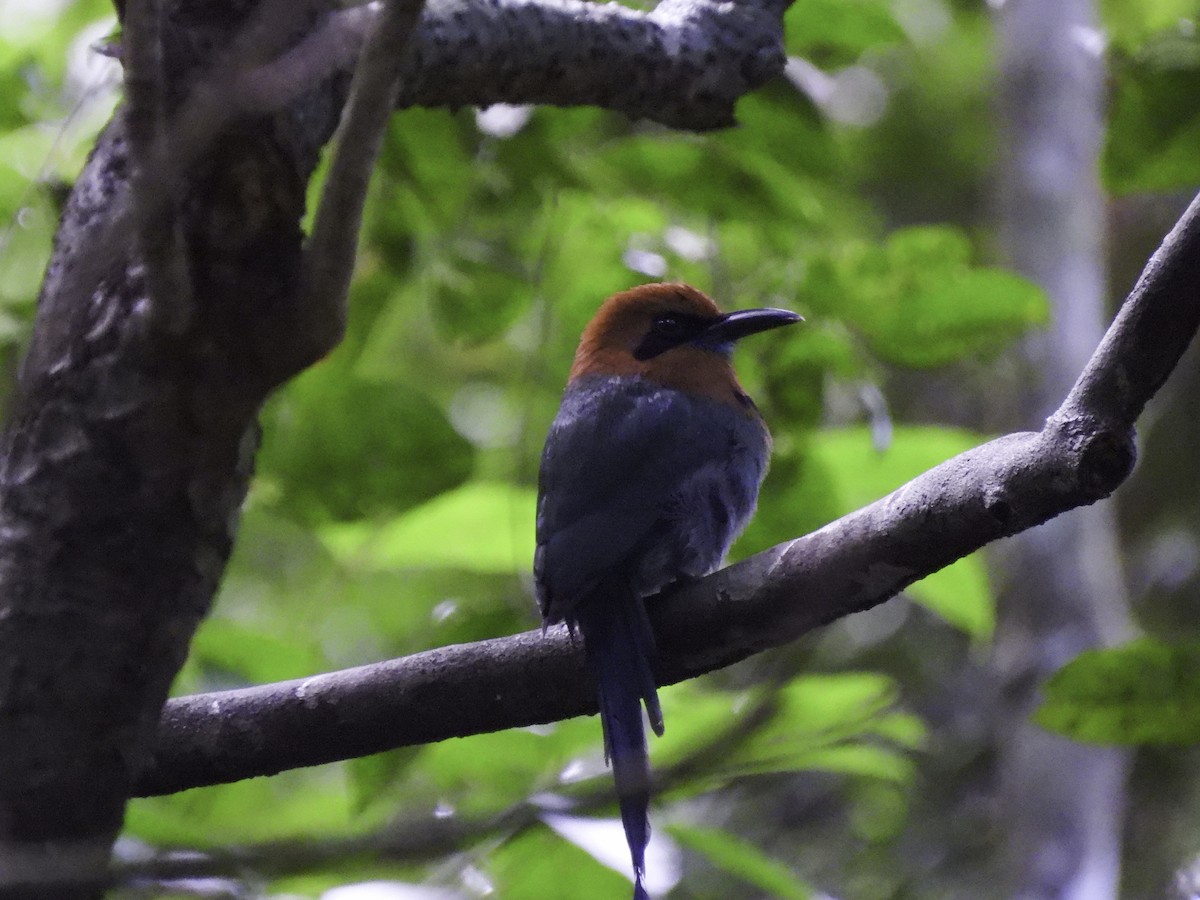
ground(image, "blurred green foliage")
xmin=668 ymin=824 xmax=814 ymax=898
xmin=1038 ymin=638 xmax=1200 ymax=745
xmin=1103 ymin=2 xmax=1200 ymax=193
xmin=0 ymin=0 xmax=1188 ymax=896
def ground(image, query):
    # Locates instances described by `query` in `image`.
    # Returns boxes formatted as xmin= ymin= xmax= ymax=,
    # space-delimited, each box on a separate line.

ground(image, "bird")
xmin=534 ymin=282 xmax=800 ymax=899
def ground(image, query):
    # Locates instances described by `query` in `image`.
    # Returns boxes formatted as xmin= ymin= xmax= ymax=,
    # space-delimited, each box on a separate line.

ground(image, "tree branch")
xmin=134 ymin=193 xmax=1200 ymax=798
xmin=230 ymin=0 xmax=790 ymax=131
xmin=1062 ymin=191 xmax=1200 ymax=424
xmin=403 ymin=0 xmax=788 ymax=129
xmin=123 ymin=684 xmax=781 ymax=883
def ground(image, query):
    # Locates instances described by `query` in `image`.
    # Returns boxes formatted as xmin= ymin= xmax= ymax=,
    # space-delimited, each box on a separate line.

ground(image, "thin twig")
xmin=228 ymin=6 xmax=376 ymax=115
xmin=290 ymin=0 xmax=427 ymax=368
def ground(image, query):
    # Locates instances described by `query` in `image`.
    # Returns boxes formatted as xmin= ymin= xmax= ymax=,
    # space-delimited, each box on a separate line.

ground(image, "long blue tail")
xmin=575 ymin=584 xmax=663 ymax=900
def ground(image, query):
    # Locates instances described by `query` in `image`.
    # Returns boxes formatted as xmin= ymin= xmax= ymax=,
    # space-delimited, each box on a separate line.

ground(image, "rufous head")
xmin=568 ymin=283 xmax=800 ymax=401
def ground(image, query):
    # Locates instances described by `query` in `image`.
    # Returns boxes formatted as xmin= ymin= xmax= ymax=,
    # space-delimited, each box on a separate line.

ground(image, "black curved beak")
xmin=704 ymin=307 xmax=803 ymax=343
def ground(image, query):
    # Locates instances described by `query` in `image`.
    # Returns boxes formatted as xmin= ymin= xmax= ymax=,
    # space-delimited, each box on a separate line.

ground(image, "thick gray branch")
xmin=132 ymin=195 xmax=1200 ymax=797
xmin=404 ymin=0 xmax=788 ymax=128
xmin=237 ymin=0 xmax=790 ymax=130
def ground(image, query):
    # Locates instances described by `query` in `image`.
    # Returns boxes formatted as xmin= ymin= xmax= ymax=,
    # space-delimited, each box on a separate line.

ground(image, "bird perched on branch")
xmin=535 ymin=283 xmax=800 ymax=898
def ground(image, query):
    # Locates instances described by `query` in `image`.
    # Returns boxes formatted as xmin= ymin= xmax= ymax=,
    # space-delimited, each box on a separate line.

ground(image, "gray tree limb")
xmin=122 ymin=694 xmax=780 ymax=884
xmin=133 ymin=192 xmax=1200 ymax=797
xmin=231 ymin=0 xmax=789 ymax=130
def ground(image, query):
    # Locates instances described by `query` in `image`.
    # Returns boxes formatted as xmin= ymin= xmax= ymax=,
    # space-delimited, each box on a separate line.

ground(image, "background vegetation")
xmin=2 ymin=0 xmax=1200 ymax=896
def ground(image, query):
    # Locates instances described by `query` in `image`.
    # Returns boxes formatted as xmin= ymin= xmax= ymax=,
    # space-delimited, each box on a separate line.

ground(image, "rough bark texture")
xmin=254 ymin=0 xmax=791 ymax=130
xmin=168 ymin=0 xmax=789 ymax=131
xmin=0 ymin=2 xmax=345 ymax=893
xmin=391 ymin=0 xmax=789 ymax=129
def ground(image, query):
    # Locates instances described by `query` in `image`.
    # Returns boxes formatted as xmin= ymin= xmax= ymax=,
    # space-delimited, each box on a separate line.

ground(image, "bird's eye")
xmin=653 ymin=315 xmax=683 ymax=336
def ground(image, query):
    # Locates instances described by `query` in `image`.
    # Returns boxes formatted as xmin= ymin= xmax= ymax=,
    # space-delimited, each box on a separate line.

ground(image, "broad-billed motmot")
xmin=535 ymin=283 xmax=799 ymax=898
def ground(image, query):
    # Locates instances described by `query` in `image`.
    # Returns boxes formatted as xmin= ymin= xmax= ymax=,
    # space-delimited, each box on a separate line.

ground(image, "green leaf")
xmin=808 ymin=426 xmax=995 ymax=638
xmin=258 ymin=366 xmax=474 ymax=524
xmin=810 ymin=226 xmax=1048 ymax=368
xmin=670 ymin=824 xmax=813 ymax=899
xmin=405 ymin=720 xmax=601 ymax=816
xmin=377 ymin=109 xmax=477 ymax=237
xmin=810 ymin=425 xmax=978 ymax=508
xmin=724 ymin=677 xmax=920 ymax=782
xmin=0 ymin=0 xmax=113 ymax=87
xmin=126 ymin=769 xmax=381 ymax=846
xmin=653 ymin=675 xmax=921 ymax=789
xmin=849 ymin=778 xmax=909 ymax=842
xmin=872 ymin=268 xmax=1048 ymax=368
xmin=713 ymin=87 xmax=839 ymax=224
xmin=1036 ymin=638 xmax=1200 ymax=745
xmin=319 ymin=481 xmax=537 ymax=573
xmin=764 ymin=742 xmax=914 ymax=782
xmin=735 ymin=441 xmax=845 ymax=555
xmin=539 ymin=191 xmax=667 ymax=338
xmin=786 ymin=0 xmax=904 ymax=62
xmin=427 ymin=239 xmax=532 ymax=345
xmin=1105 ymin=51 xmax=1200 ymax=195
xmin=188 ymin=617 xmax=326 ymax=685
xmin=583 ymin=88 xmax=837 ymax=229
xmin=171 ymin=507 xmax=369 ymax=693
xmin=489 ymin=821 xmax=632 ymax=900
xmin=765 ymin=322 xmax=859 ymax=430
xmin=906 ymin=555 xmax=994 ymax=641
xmin=0 ymin=186 xmax=56 ymax=307
xmin=333 ymin=568 xmax=534 ymax=655
xmin=1101 ymin=0 xmax=1200 ymax=52
xmin=346 ymin=748 xmax=422 ymax=814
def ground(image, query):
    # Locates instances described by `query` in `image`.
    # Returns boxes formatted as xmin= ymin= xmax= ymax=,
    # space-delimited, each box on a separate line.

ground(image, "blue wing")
xmin=535 ymin=374 xmax=765 ymax=623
